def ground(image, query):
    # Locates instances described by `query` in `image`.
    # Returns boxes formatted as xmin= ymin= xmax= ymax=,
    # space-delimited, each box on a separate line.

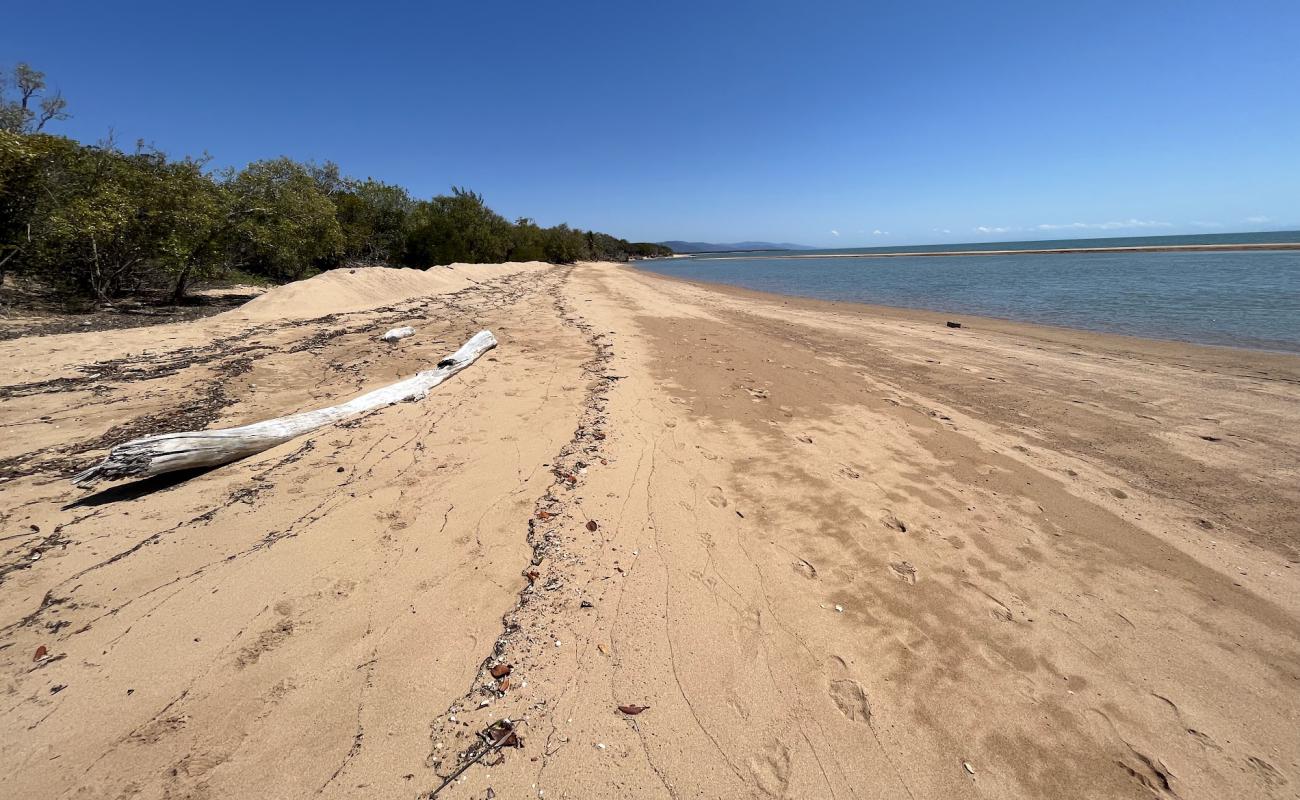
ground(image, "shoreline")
xmin=629 ymin=262 xmax=1300 ymax=359
xmin=664 ymin=240 xmax=1300 ymax=259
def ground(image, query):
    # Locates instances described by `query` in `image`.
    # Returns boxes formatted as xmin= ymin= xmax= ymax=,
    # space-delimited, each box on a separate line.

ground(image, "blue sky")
xmin=4 ymin=0 xmax=1298 ymax=247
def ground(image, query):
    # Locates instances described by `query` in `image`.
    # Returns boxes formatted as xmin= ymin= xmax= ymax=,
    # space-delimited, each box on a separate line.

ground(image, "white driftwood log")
xmin=381 ymin=326 xmax=415 ymax=342
xmin=72 ymin=329 xmax=498 ymax=487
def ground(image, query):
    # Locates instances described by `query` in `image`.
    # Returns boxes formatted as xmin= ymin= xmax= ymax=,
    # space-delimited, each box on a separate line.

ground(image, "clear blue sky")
xmin=5 ymin=0 xmax=1298 ymax=247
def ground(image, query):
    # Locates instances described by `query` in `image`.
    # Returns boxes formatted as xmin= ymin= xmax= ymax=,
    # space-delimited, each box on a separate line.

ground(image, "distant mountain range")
xmin=659 ymin=240 xmax=815 ymax=253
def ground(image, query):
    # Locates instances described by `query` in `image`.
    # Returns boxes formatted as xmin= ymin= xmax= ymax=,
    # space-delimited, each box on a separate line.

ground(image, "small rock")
xmin=946 ymin=321 xmax=962 ymax=329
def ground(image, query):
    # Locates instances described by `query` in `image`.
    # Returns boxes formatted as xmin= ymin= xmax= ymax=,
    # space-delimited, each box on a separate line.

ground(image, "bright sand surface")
xmin=2 ymin=262 xmax=1298 ymax=799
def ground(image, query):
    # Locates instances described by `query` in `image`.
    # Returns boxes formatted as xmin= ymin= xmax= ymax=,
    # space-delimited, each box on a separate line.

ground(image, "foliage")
xmin=333 ymin=179 xmax=414 ymax=265
xmin=0 ymin=63 xmax=673 ymax=302
xmin=5 ymin=136 xmax=205 ymax=300
xmin=222 ymin=157 xmax=344 ymax=282
xmin=403 ymin=187 xmax=512 ymax=266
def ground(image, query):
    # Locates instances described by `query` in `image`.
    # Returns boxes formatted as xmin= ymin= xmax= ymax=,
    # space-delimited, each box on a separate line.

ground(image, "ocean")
xmin=635 ymin=232 xmax=1300 ymax=353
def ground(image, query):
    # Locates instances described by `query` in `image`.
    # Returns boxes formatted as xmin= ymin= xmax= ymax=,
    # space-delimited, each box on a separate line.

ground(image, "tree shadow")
xmin=63 ymin=466 xmax=223 ymax=508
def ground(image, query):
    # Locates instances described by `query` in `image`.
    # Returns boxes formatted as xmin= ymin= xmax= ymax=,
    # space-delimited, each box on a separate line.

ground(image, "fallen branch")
xmin=71 ymin=329 xmax=498 ymax=487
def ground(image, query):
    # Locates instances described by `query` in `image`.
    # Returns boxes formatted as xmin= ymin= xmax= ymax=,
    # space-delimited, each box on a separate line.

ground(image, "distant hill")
xmin=659 ymin=240 xmax=815 ymax=253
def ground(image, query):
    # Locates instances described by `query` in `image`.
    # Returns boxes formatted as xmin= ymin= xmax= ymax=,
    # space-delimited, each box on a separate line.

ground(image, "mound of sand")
xmin=234 ymin=262 xmax=550 ymax=321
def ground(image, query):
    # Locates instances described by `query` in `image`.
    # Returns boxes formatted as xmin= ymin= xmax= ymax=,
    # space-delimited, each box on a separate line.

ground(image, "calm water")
xmin=637 ymin=237 xmax=1300 ymax=353
xmin=690 ymin=230 xmax=1300 ymax=257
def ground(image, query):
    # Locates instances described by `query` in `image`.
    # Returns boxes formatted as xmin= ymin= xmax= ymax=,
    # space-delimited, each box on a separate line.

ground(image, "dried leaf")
xmin=536 ymin=510 xmax=553 ymax=521
xmin=490 ymin=663 xmax=512 ymax=679
xmin=585 ymin=520 xmax=598 ymax=532
xmin=33 ymin=645 xmax=47 ymax=662
xmin=597 ymin=643 xmax=610 ymax=656
xmin=484 ymin=720 xmax=522 ymax=749
xmin=618 ymin=704 xmax=649 ymax=715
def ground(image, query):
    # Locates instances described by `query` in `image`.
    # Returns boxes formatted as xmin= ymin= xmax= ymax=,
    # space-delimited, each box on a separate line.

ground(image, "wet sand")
xmin=2 ymin=262 xmax=1297 ymax=799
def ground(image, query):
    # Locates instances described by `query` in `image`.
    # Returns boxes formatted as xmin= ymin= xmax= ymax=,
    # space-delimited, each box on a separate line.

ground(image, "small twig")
xmin=429 ymin=722 xmax=519 ymax=798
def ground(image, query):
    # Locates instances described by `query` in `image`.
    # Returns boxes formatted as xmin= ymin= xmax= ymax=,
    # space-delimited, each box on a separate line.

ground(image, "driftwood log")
xmin=72 ymin=329 xmax=498 ymax=487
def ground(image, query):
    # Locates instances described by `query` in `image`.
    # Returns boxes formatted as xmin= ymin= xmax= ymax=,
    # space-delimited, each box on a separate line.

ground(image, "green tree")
xmin=506 ymin=217 xmax=548 ymax=262
xmin=403 ymin=187 xmax=511 ymax=266
xmin=333 ymin=178 xmax=414 ymax=265
xmin=540 ymin=223 xmax=589 ymax=264
xmin=13 ymin=138 xmax=176 ymax=300
xmin=0 ymin=130 xmax=40 ymax=283
xmin=223 ymin=157 xmax=344 ymax=281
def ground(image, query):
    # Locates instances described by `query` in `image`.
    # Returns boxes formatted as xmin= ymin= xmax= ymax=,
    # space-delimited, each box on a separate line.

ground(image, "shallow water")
xmin=636 ymin=247 xmax=1300 ymax=352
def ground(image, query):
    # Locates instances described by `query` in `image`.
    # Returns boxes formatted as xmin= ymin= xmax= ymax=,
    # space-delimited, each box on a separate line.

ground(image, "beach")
xmin=2 ymin=261 xmax=1298 ymax=799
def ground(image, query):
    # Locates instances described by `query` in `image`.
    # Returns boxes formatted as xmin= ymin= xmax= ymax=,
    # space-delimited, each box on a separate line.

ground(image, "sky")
xmin=4 ymin=0 xmax=1299 ymax=248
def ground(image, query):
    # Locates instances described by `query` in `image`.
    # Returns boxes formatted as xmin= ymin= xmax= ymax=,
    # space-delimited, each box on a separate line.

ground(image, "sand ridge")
xmin=234 ymin=262 xmax=552 ymax=320
xmin=1 ymin=262 xmax=1298 ymax=799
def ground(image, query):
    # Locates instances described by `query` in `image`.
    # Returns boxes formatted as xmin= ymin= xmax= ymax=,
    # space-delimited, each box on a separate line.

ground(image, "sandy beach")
xmin=2 ymin=261 xmax=1298 ymax=799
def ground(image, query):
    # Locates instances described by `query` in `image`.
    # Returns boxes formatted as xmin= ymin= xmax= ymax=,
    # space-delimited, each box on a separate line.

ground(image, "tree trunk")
xmin=172 ymin=264 xmax=194 ymax=304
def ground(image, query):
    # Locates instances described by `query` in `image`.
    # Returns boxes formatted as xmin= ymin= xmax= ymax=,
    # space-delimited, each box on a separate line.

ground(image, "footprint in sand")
xmin=707 ymin=486 xmax=729 ymax=508
xmin=748 ymin=740 xmax=792 ymax=797
xmin=888 ymin=557 xmax=919 ymax=585
xmin=881 ymin=513 xmax=908 ymax=533
xmin=829 ymin=679 xmax=872 ymax=724
xmin=235 ymin=619 xmax=296 ymax=668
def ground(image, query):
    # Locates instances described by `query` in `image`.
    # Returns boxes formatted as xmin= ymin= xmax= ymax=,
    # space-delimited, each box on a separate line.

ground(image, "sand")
xmin=1 ymin=262 xmax=1297 ymax=799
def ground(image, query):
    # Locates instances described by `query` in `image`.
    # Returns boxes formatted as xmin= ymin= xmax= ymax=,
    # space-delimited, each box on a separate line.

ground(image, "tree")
xmin=151 ymin=154 xmax=230 ymax=301
xmin=506 ymin=217 xmax=548 ymax=262
xmin=0 ymin=131 xmax=39 ymax=283
xmin=222 ymin=158 xmax=344 ymax=281
xmin=0 ymin=63 xmax=69 ymax=134
xmin=333 ymin=178 xmax=414 ymax=265
xmin=540 ymin=223 xmax=589 ymax=264
xmin=403 ymin=187 xmax=511 ymax=266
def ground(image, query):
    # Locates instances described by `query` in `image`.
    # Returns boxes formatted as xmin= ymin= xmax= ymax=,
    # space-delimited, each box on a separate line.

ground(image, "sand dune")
xmin=235 ymin=262 xmax=552 ymax=320
xmin=2 ymin=263 xmax=1297 ymax=799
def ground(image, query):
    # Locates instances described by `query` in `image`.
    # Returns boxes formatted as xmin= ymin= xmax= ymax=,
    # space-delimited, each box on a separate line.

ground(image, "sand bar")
xmin=1 ymin=262 xmax=1297 ymax=799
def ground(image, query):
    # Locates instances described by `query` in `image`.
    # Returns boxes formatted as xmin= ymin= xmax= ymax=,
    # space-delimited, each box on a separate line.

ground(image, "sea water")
xmin=636 ymin=235 xmax=1300 ymax=352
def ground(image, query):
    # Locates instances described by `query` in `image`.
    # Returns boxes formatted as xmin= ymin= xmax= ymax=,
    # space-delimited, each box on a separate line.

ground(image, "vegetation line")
xmin=0 ymin=62 xmax=672 ymax=304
